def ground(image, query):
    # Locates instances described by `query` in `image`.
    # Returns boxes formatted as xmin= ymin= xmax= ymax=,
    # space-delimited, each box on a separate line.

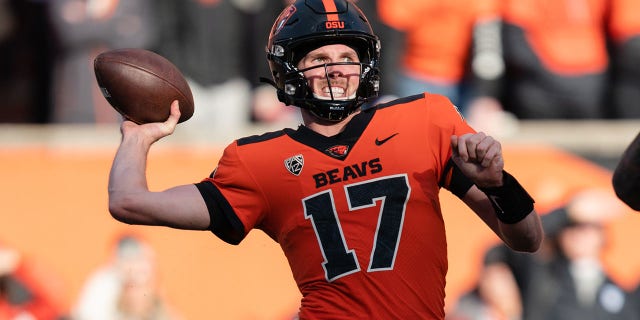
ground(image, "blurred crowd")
xmin=448 ymin=188 xmax=640 ymax=320
xmin=1 ymin=0 xmax=639 ymax=135
xmin=0 ymin=0 xmax=341 ymax=139
xmin=1 ymin=234 xmax=179 ymax=320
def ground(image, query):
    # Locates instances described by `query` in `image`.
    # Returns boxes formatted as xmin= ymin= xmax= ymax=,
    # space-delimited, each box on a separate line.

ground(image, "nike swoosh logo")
xmin=375 ymin=133 xmax=399 ymax=146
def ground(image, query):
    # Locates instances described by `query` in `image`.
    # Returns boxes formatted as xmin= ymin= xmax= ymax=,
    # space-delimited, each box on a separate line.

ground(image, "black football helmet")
xmin=265 ymin=0 xmax=381 ymax=122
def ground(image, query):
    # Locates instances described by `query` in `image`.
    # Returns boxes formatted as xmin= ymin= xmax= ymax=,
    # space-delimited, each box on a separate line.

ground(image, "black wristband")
xmin=478 ymin=171 xmax=535 ymax=224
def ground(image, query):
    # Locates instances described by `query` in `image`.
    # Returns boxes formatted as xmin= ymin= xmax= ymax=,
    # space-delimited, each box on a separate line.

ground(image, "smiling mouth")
xmin=313 ymin=90 xmax=356 ymax=100
xmin=314 ymin=86 xmax=353 ymax=100
xmin=322 ymin=86 xmax=346 ymax=97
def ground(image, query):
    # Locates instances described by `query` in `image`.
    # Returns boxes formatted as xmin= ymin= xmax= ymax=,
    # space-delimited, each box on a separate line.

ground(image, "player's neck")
xmin=301 ymin=110 xmax=359 ymax=137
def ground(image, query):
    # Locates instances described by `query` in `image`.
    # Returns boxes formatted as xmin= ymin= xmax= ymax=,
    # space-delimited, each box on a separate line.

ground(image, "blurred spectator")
xmin=72 ymin=234 xmax=180 ymax=320
xmin=238 ymin=0 xmax=300 ymax=126
xmin=608 ymin=0 xmax=640 ymax=119
xmin=153 ymin=0 xmax=253 ymax=140
xmin=0 ymin=240 xmax=68 ymax=319
xmin=377 ymin=0 xmax=502 ymax=115
xmin=48 ymin=0 xmax=157 ymax=123
xmin=0 ymin=0 xmax=54 ymax=123
xmin=494 ymin=0 xmax=611 ymax=120
xmin=633 ymin=285 xmax=640 ymax=316
xmin=448 ymin=257 xmax=523 ymax=320
xmin=239 ymin=0 xmax=292 ymax=90
xmin=484 ymin=189 xmax=637 ymax=320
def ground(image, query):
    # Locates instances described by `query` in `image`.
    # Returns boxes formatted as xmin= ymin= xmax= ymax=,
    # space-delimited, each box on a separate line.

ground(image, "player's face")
xmin=297 ymin=44 xmax=361 ymax=100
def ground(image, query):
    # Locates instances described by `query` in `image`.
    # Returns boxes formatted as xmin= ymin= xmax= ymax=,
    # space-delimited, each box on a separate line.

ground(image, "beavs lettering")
xmin=313 ymin=158 xmax=382 ymax=188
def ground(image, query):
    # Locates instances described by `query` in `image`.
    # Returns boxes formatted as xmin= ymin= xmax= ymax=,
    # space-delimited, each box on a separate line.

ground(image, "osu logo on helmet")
xmin=325 ymin=21 xmax=345 ymax=29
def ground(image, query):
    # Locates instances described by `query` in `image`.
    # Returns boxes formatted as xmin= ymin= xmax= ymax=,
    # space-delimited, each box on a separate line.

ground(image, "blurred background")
xmin=1 ymin=0 xmax=640 ymax=319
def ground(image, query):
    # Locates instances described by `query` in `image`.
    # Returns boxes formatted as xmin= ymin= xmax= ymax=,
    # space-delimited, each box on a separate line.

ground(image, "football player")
xmin=107 ymin=0 xmax=543 ymax=318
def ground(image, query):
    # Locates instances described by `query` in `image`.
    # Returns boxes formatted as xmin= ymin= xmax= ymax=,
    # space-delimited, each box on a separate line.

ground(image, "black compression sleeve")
xmin=478 ymin=171 xmax=535 ymax=224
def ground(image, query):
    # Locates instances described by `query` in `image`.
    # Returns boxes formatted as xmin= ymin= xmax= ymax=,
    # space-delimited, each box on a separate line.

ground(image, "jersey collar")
xmin=285 ymin=107 xmax=375 ymax=159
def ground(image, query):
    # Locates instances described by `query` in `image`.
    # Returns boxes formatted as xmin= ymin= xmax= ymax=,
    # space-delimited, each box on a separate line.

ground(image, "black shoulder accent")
xmin=195 ymin=181 xmax=246 ymax=245
xmin=372 ymin=93 xmax=425 ymax=111
xmin=237 ymin=130 xmax=287 ymax=146
xmin=439 ymin=159 xmax=454 ymax=187
xmin=441 ymin=158 xmax=474 ymax=198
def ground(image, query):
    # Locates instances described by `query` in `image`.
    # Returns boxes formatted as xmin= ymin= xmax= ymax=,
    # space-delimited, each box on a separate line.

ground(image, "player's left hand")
xmin=451 ymin=132 xmax=504 ymax=188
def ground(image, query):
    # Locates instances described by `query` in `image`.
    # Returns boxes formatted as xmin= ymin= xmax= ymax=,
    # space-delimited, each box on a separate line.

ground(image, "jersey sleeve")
xmin=196 ymin=141 xmax=268 ymax=244
xmin=424 ymin=93 xmax=477 ymax=193
xmin=439 ymin=159 xmax=475 ymax=198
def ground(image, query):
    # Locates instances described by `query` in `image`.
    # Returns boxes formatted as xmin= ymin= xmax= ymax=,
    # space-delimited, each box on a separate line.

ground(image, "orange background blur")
xmin=1 ymin=142 xmax=639 ymax=319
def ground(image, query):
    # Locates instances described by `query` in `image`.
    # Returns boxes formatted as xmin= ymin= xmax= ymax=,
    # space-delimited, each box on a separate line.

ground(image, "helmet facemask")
xmin=281 ymin=54 xmax=379 ymax=121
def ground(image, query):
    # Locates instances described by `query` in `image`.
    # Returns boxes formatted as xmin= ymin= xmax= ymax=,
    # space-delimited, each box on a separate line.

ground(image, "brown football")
xmin=94 ymin=48 xmax=194 ymax=124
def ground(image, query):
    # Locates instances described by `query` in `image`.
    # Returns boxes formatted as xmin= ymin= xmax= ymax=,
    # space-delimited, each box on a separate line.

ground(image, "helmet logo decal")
xmin=284 ymin=154 xmax=304 ymax=176
xmin=325 ymin=21 xmax=345 ymax=29
xmin=326 ymin=145 xmax=349 ymax=158
xmin=273 ymin=5 xmax=296 ymax=36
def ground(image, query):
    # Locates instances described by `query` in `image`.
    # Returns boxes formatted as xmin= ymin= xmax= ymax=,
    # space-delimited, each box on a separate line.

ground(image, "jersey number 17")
xmin=303 ymin=174 xmax=410 ymax=281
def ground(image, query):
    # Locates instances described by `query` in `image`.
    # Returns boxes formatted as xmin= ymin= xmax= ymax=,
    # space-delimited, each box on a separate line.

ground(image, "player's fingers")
xmin=481 ymin=140 xmax=502 ymax=168
xmin=490 ymin=150 xmax=504 ymax=170
xmin=157 ymin=100 xmax=180 ymax=136
xmin=476 ymin=135 xmax=496 ymax=165
xmin=452 ymin=134 xmax=469 ymax=161
xmin=169 ymin=100 xmax=181 ymax=120
xmin=164 ymin=100 xmax=180 ymax=126
xmin=464 ymin=132 xmax=486 ymax=162
xmin=450 ymin=135 xmax=460 ymax=156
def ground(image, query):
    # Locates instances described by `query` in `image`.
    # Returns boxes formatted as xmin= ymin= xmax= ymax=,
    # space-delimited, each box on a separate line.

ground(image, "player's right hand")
xmin=121 ymin=100 xmax=181 ymax=144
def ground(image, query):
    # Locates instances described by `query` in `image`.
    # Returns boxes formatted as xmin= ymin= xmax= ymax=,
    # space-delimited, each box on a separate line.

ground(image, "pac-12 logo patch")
xmin=284 ymin=154 xmax=304 ymax=176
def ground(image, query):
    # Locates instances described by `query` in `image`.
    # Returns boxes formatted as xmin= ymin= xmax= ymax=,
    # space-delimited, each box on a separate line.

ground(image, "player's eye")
xmin=311 ymin=57 xmax=328 ymax=64
xmin=343 ymin=54 xmax=359 ymax=63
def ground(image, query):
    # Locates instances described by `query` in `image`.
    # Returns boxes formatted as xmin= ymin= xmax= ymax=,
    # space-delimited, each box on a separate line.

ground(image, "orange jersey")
xmin=378 ymin=0 xmax=501 ymax=82
xmin=609 ymin=0 xmax=640 ymax=43
xmin=501 ymin=0 xmax=609 ymax=74
xmin=197 ymin=93 xmax=476 ymax=319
